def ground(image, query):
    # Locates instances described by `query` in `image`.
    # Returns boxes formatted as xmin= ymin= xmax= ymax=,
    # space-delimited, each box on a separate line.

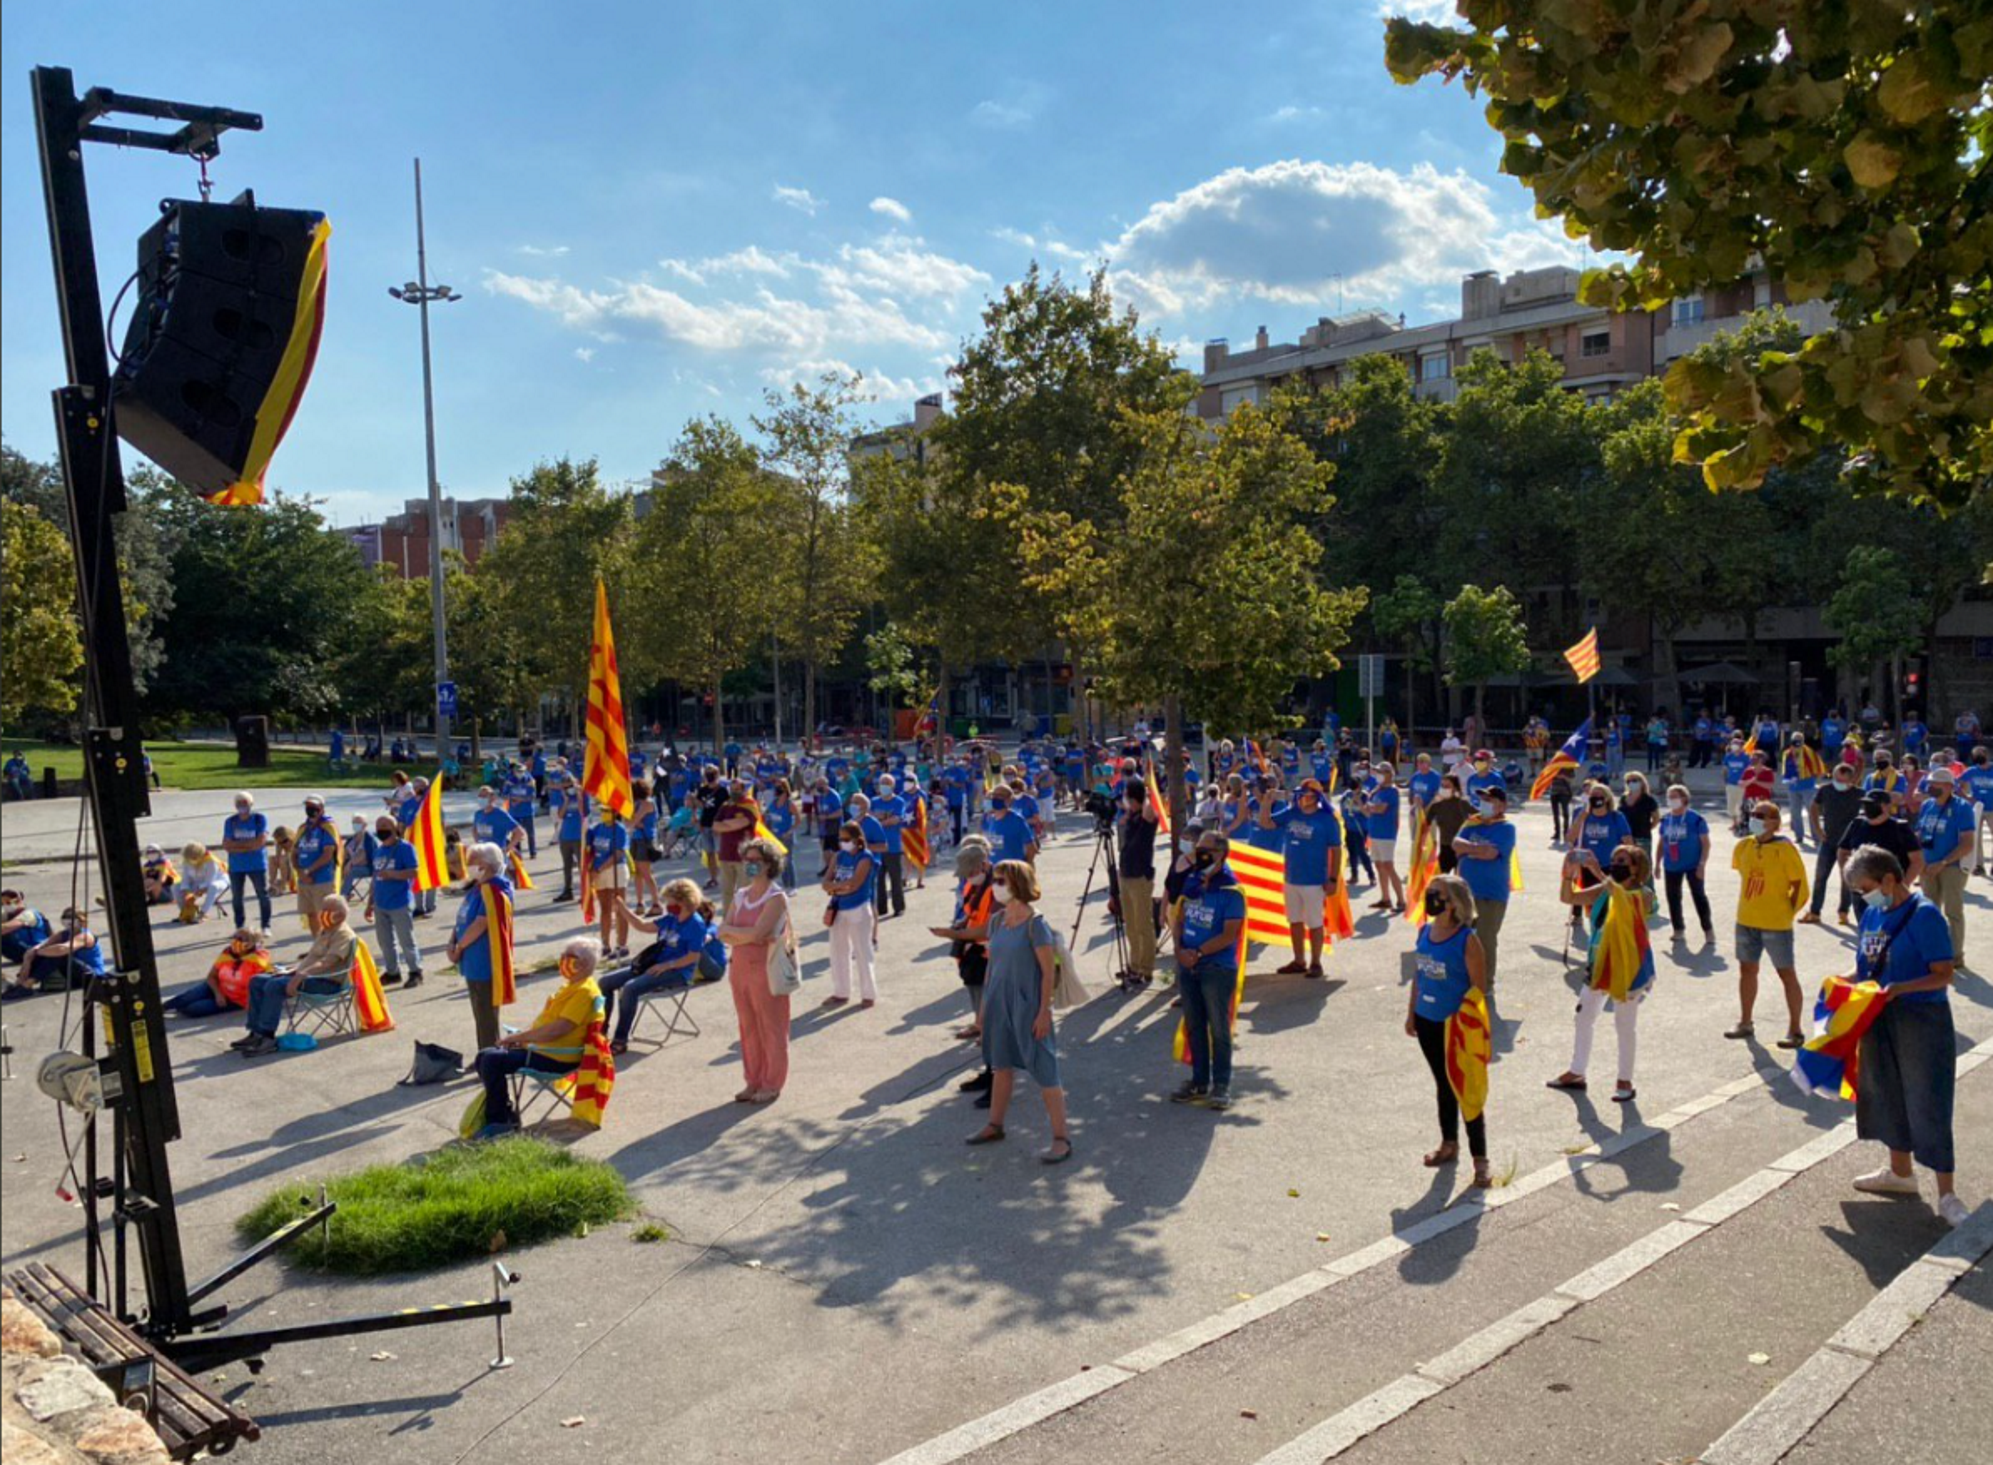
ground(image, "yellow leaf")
xmin=1878 ymin=55 xmax=1946 ymax=125
xmin=1287 ymin=1188 xmax=1301 ymax=1198
xmin=1844 ymin=133 xmax=1903 ymax=190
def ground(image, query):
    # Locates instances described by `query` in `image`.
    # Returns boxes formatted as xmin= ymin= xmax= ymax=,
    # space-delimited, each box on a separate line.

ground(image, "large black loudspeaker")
xmin=112 ymin=194 xmax=329 ymax=501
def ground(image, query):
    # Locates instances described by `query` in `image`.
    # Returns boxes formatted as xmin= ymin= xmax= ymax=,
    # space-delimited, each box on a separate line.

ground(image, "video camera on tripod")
xmin=1082 ymin=789 xmax=1119 ymax=834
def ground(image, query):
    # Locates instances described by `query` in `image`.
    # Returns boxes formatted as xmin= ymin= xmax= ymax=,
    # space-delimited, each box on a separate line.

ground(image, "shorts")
xmin=1369 ymin=838 xmax=1397 ymax=864
xmin=297 ymin=879 xmax=332 ymax=921
xmin=699 ymin=829 xmax=717 ymax=854
xmin=592 ymin=865 xmax=626 ymax=894
xmin=1284 ymin=884 xmax=1325 ymax=926
xmin=1735 ymin=923 xmax=1794 ymax=968
xmin=632 ymin=838 xmax=660 ymax=864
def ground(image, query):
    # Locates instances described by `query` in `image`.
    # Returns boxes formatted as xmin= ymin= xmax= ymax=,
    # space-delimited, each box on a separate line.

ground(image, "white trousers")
xmin=1570 ymin=987 xmax=1641 ymax=1085
xmin=829 ymin=905 xmax=877 ymax=1000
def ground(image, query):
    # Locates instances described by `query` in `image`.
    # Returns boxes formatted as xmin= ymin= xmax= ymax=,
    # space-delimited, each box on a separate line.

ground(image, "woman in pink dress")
xmin=719 ymin=837 xmax=795 ymax=1103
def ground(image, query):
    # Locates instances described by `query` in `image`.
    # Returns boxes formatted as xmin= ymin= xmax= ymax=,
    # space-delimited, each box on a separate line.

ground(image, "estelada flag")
xmin=1530 ymin=718 xmax=1592 ymax=802
xmin=583 ymin=579 xmax=635 ymax=821
xmin=507 ymin=848 xmax=536 ymax=891
xmin=1790 ymin=976 xmax=1889 ymax=1101
xmin=1445 ymin=988 xmax=1492 ymax=1123
xmin=350 ymin=939 xmax=395 ymax=1034
xmin=901 ymin=793 xmax=930 ymax=870
xmin=563 ymin=1020 xmax=617 ymax=1128
xmin=1564 ymin=626 xmax=1601 ymax=684
xmin=410 ymin=776 xmax=451 ymax=892
xmin=480 ymin=878 xmax=518 ymax=1007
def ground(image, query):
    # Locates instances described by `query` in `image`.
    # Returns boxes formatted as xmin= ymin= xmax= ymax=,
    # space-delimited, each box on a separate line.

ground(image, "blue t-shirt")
xmin=1413 ymin=924 xmax=1472 ymax=1019
xmin=1656 ymin=809 xmax=1709 ymax=873
xmin=766 ymin=802 xmax=795 ymax=842
xmin=54 ymin=927 xmax=107 ymax=978
xmin=453 ymin=879 xmax=512 ymax=984
xmin=1915 ymin=796 xmax=1975 ymax=860
xmin=871 ymin=797 xmax=905 ymax=853
xmin=1366 ymin=785 xmax=1402 ymax=842
xmin=1409 ymin=770 xmax=1441 ymax=808
xmin=1574 ymin=809 xmax=1632 ymax=871
xmin=831 ymin=848 xmax=877 ymax=911
xmin=1013 ymin=792 xmax=1040 ymax=826
xmin=1455 ymin=819 xmax=1517 ymax=904
xmin=644 ymin=909 xmax=709 ymax=979
xmin=555 ymin=789 xmax=588 ymax=843
xmin=503 ymin=776 xmax=536 ymax=816
xmin=982 ymin=809 xmax=1034 ymax=863
xmin=1465 ymin=770 xmax=1506 ymax=802
xmin=1820 ymin=718 xmax=1844 ymax=752
xmin=1961 ymin=766 xmax=1993 ymax=806
xmin=944 ymin=767 xmax=970 ymax=807
xmin=859 ymin=813 xmax=888 ymax=853
xmin=1178 ymin=869 xmax=1247 ymax=974
xmin=2 ymin=908 xmax=51 ymax=964
xmin=1903 ymin=721 xmax=1928 ymax=754
xmin=293 ymin=820 xmax=338 ymax=885
xmin=371 ymin=839 xmax=418 ymax=910
xmin=473 ymin=806 xmax=520 ymax=846
xmin=1723 ymin=751 xmax=1749 ymax=786
xmin=1857 ymin=895 xmax=1953 ymax=1006
xmin=588 ymin=821 xmax=629 ymax=870
xmin=1272 ymin=804 xmax=1341 ymax=885
xmin=816 ymin=789 xmax=843 ymax=836
xmin=222 ymin=812 xmax=268 ymax=875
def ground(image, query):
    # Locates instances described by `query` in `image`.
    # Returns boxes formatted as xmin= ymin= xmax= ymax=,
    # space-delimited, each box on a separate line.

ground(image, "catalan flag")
xmin=901 ymin=792 xmax=929 ymax=871
xmin=1227 ymin=839 xmax=1293 ymax=949
xmin=410 ymin=776 xmax=451 ymax=892
xmin=1790 ymin=976 xmax=1889 ymax=1101
xmin=583 ymin=579 xmax=635 ymax=821
xmin=1143 ymin=754 xmax=1172 ymax=836
xmin=208 ymin=216 xmax=332 ymax=507
xmin=1326 ymin=807 xmax=1356 ymax=939
xmin=1530 ymin=718 xmax=1592 ymax=802
xmin=350 ymin=939 xmax=395 ymax=1034
xmin=563 ymin=1019 xmax=617 ymax=1128
xmin=481 ymin=877 xmax=518 ymax=1008
xmin=1564 ymin=627 xmax=1601 ymax=683
xmin=507 ymin=848 xmax=536 ymax=891
xmin=1588 ymin=884 xmax=1655 ymax=1002
xmin=1404 ymin=813 xmax=1439 ymax=926
xmin=1445 ymin=988 xmax=1492 ymax=1123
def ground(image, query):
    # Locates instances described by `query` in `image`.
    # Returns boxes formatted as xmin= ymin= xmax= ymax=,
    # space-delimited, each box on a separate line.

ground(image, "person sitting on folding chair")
xmin=232 ymin=895 xmax=357 ymax=1058
xmin=472 ymin=936 xmax=604 ymax=1140
xmin=599 ymin=879 xmax=714 ymax=1053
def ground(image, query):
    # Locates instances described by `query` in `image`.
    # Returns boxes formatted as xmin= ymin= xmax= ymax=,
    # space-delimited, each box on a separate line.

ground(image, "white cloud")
xmin=1379 ymin=0 xmax=1461 ymax=21
xmin=869 ymin=196 xmax=913 ymax=224
xmin=574 ymin=346 xmax=596 ymax=362
xmin=1106 ymin=159 xmax=1575 ymax=317
xmin=970 ymin=83 xmax=1048 ymax=129
xmin=1263 ymin=104 xmax=1326 ymax=125
xmin=990 ymin=226 xmax=1038 ymax=250
xmin=660 ymin=245 xmax=798 ymax=287
xmin=516 ymin=243 xmax=570 ymax=257
xmin=773 ymin=184 xmax=825 ymax=216
xmin=828 ymin=234 xmax=990 ymax=299
xmin=758 ymin=358 xmax=941 ymax=404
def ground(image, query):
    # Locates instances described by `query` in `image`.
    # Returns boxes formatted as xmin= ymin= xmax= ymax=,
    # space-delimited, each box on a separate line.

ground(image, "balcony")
xmin=1654 ymin=299 xmax=1835 ymax=368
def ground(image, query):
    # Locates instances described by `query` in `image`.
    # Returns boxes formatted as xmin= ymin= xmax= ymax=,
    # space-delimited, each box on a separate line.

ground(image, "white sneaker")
xmin=1937 ymin=1193 xmax=1970 ymax=1228
xmin=1852 ymin=1168 xmax=1920 ymax=1197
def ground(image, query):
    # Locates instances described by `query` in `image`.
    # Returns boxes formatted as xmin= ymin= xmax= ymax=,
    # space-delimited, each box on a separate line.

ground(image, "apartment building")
xmin=344 ymin=495 xmax=512 ymax=577
xmin=1195 ymin=265 xmax=1834 ymax=420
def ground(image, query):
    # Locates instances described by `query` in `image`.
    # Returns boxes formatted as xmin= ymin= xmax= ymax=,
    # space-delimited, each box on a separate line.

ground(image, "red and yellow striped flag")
xmin=1404 ymin=813 xmax=1439 ymax=926
xmin=410 ymin=776 xmax=451 ymax=892
xmin=583 ymin=579 xmax=635 ymax=821
xmin=1227 ymin=840 xmax=1293 ymax=949
xmin=1444 ymin=988 xmax=1492 ymax=1123
xmin=481 ymin=880 xmax=517 ymax=1008
xmin=351 ymin=939 xmax=395 ymax=1034
xmin=564 ymin=1020 xmax=617 ymax=1128
xmin=1144 ymin=754 xmax=1172 ymax=836
xmin=507 ymin=849 xmax=536 ymax=891
xmin=901 ymin=793 xmax=930 ymax=871
xmin=1564 ymin=626 xmax=1601 ymax=684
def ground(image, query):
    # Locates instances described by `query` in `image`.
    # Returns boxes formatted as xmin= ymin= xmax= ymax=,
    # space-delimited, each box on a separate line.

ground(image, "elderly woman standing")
xmin=965 ymin=859 xmax=1072 ymax=1163
xmin=1844 ymin=848 xmax=1969 ymax=1227
xmin=448 ymin=841 xmax=516 ymax=1053
xmin=933 ymin=836 xmax=998 ymax=1100
xmin=472 ymin=936 xmax=604 ymax=1141
xmin=719 ymin=837 xmax=795 ymax=1103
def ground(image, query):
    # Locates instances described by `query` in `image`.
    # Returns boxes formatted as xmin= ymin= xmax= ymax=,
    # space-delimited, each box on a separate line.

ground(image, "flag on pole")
xmin=350 ymin=939 xmax=395 ymax=1034
xmin=1790 ymin=977 xmax=1890 ymax=1100
xmin=583 ymin=579 xmax=635 ymax=822
xmin=1529 ymin=718 xmax=1592 ymax=802
xmin=1143 ymin=755 xmax=1173 ymax=836
xmin=410 ymin=776 xmax=451 ymax=892
xmin=1445 ymin=988 xmax=1492 ymax=1123
xmin=1564 ymin=627 xmax=1602 ymax=683
xmin=507 ymin=848 xmax=536 ymax=891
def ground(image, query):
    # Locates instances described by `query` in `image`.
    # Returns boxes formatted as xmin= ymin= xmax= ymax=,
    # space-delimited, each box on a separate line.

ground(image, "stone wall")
xmin=2 ymin=1289 xmax=168 ymax=1465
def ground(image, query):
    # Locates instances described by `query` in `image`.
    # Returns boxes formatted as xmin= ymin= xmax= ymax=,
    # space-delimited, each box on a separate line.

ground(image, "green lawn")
xmin=2 ymin=737 xmax=402 ymax=791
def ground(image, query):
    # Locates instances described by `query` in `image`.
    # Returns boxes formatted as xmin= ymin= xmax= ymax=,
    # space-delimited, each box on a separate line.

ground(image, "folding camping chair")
xmin=506 ymin=1002 xmax=604 ymax=1127
xmin=283 ymin=969 xmax=357 ymax=1041
xmin=625 ymin=977 xmax=700 ymax=1047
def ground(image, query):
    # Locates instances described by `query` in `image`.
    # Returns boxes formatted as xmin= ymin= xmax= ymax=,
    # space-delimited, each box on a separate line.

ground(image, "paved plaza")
xmin=2 ymin=772 xmax=1989 ymax=1464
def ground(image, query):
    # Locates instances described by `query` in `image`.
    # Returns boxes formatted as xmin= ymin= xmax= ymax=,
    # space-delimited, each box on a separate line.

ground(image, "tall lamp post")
xmin=389 ymin=157 xmax=460 ymax=759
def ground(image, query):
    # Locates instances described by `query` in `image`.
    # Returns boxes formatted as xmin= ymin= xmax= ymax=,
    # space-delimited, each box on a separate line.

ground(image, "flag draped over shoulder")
xmin=480 ymin=879 xmax=518 ymax=1007
xmin=901 ymin=793 xmax=929 ymax=870
xmin=1791 ymin=977 xmax=1889 ymax=1100
xmin=1326 ymin=806 xmax=1355 ymax=938
xmin=583 ymin=580 xmax=635 ymax=822
xmin=1589 ymin=885 xmax=1655 ymax=1002
xmin=411 ymin=776 xmax=451 ymax=892
xmin=1530 ymin=719 xmax=1591 ymax=802
xmin=350 ymin=939 xmax=395 ymax=1033
xmin=1445 ymin=988 xmax=1492 ymax=1123
xmin=1786 ymin=744 xmax=1828 ymax=781
xmin=563 ymin=1020 xmax=617 ymax=1128
xmin=1405 ymin=813 xmax=1438 ymax=926
xmin=1564 ymin=627 xmax=1601 ymax=683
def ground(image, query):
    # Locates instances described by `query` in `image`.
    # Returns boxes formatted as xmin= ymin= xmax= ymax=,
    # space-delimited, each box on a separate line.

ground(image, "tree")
xmin=1 ymin=500 xmax=84 ymax=724
xmin=1442 ymin=584 xmax=1531 ymax=723
xmin=864 ymin=622 xmax=934 ymax=719
xmin=629 ymin=418 xmax=786 ymax=751
xmin=1824 ymin=547 xmax=1926 ymax=722
xmin=1371 ymin=575 xmax=1442 ymax=740
xmin=753 ymin=371 xmax=880 ymax=738
xmin=1387 ymin=3 xmax=1993 ymax=505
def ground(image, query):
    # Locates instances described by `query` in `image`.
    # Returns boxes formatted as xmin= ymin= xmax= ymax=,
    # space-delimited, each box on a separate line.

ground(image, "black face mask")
xmin=1608 ymin=864 xmax=1633 ymax=883
xmin=1423 ymin=892 xmax=1447 ymax=917
xmin=1195 ymin=850 xmax=1216 ymax=869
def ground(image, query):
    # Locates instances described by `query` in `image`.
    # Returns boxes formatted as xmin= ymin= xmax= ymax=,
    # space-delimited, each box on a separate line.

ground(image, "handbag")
xmin=399 ymin=1039 xmax=465 ymax=1087
xmin=1048 ymin=924 xmax=1090 ymax=1010
xmin=767 ymin=907 xmax=802 ymax=997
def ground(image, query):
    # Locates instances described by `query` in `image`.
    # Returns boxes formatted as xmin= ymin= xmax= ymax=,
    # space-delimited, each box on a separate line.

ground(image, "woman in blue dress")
xmin=965 ymin=859 xmax=1073 ymax=1164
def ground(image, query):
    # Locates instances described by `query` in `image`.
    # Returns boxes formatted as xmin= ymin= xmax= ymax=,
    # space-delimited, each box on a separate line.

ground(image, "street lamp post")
xmin=389 ymin=157 xmax=461 ymax=761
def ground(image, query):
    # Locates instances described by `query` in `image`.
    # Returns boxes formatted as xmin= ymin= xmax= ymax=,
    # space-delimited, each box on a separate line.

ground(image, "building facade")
xmin=344 ymin=496 xmax=512 ymax=577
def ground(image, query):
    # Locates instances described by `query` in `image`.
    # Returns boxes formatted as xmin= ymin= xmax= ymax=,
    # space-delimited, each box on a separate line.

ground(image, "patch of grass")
xmin=237 ymin=1138 xmax=633 ymax=1275
xmin=631 ymin=1221 xmax=670 ymax=1245
xmin=2 ymin=737 xmax=395 ymax=791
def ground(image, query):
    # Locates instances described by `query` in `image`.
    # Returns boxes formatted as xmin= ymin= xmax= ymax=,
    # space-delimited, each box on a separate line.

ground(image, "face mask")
xmin=559 ymin=957 xmax=581 ymax=980
xmin=842 ymin=840 xmax=860 ymax=853
xmin=1748 ymin=817 xmax=1767 ymax=836
xmin=1834 ymin=778 xmax=1852 ymax=789
xmin=1589 ymin=801 xmax=1606 ymax=812
xmin=1862 ymin=887 xmax=1890 ymax=911
xmin=235 ymin=805 xmax=250 ymax=817
xmin=1423 ymin=892 xmax=1447 ymax=918
xmin=1668 ymin=797 xmax=1687 ymax=812
xmin=992 ymin=802 xmax=1009 ymax=813
xmin=1608 ymin=864 xmax=1633 ymax=883
xmin=1477 ymin=799 xmax=1495 ymax=816
xmin=1195 ymin=850 xmax=1216 ymax=869
xmin=744 ymin=862 xmax=765 ymax=879
xmin=991 ymin=884 xmax=1014 ymax=906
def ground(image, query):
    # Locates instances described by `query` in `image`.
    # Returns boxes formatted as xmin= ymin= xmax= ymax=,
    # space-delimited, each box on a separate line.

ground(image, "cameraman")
xmin=1118 ymin=778 xmax=1161 ymax=986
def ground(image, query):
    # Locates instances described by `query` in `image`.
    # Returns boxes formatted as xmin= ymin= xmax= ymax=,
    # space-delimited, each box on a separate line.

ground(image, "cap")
xmin=1483 ymin=784 xmax=1509 ymax=802
xmin=1473 ymin=748 xmax=1493 ymax=760
xmin=1859 ymin=795 xmax=1889 ymax=816
xmin=1928 ymin=765 xmax=1956 ymax=784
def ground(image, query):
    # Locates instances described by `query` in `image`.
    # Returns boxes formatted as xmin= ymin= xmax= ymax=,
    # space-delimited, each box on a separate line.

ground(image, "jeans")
xmin=875 ymin=852 xmax=906 ymax=916
xmin=1415 ymin=1014 xmax=1486 ymax=1158
xmin=1550 ymin=792 xmax=1571 ymax=841
xmin=1646 ymin=744 xmax=1664 ymax=773
xmin=476 ymin=1046 xmax=577 ymax=1126
xmin=559 ymin=840 xmax=581 ymax=896
xmin=1663 ymin=867 xmax=1714 ymax=933
xmin=1808 ymin=843 xmax=1856 ymax=919
xmin=950 ymin=804 xmax=965 ymax=845
xmin=779 ymin=854 xmax=797 ymax=891
xmin=513 ymin=812 xmax=538 ymax=858
xmin=1346 ymin=839 xmax=1374 ymax=881
xmin=245 ymin=973 xmax=342 ymax=1036
xmin=230 ymin=868 xmax=272 ymax=930
xmin=373 ymin=905 xmax=421 ymax=977
xmin=599 ymin=966 xmax=692 ymax=1043
xmin=1855 ymin=999 xmax=1956 ymax=1173
xmin=1175 ymin=962 xmax=1238 ymax=1088
xmin=165 ymin=984 xmax=233 ymax=1017
xmin=1788 ymin=787 xmax=1811 ymax=841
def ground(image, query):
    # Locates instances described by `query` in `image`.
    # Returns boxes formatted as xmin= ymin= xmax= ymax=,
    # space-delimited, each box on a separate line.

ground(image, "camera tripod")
xmin=1071 ymin=820 xmax=1134 ymax=989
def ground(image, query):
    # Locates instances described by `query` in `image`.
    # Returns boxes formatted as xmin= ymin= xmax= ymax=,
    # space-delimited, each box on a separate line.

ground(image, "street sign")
xmin=436 ymin=681 xmax=458 ymax=719
xmin=1357 ymin=654 xmax=1384 ymax=699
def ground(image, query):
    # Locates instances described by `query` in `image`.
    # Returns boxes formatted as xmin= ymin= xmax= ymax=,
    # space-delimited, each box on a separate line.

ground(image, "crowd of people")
xmin=0 ymin=707 xmax=1979 ymax=1221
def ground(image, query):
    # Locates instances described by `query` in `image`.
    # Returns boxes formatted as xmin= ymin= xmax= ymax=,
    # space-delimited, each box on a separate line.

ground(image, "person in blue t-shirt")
xmin=1405 ymin=873 xmax=1491 ymax=1186
xmin=1913 ymin=767 xmax=1975 ymax=964
xmin=869 ymin=778 xmax=909 ymax=919
xmin=1842 ymin=845 xmax=1966 ymax=1226
xmin=551 ymin=779 xmax=589 ymax=901
xmin=292 ymin=797 xmax=341 ymax=933
xmin=981 ymin=789 xmax=1038 ymax=865
xmin=1568 ymin=783 xmax=1632 ymax=881
xmin=942 ymin=763 xmax=970 ymax=844
xmin=1256 ymin=781 xmax=1341 ymax=978
xmin=1 ymin=891 xmax=54 ymax=974
xmin=1464 ymin=753 xmax=1505 ymax=805
xmin=1408 ymin=753 xmax=1441 ymax=817
xmin=503 ymin=765 xmax=539 ymax=857
xmin=1170 ymin=833 xmax=1249 ymax=1109
xmin=1452 ymin=786 xmax=1518 ymax=993
xmin=723 ymin=740 xmax=743 ymax=777
xmin=472 ymin=787 xmax=523 ymax=859
xmin=600 ymin=879 xmax=713 ymax=1049
xmin=1363 ymin=762 xmax=1406 ymax=915
xmin=812 ymin=778 xmax=845 ymax=875
xmin=823 ymin=820 xmax=879 ymax=1005
xmin=221 ymin=792 xmax=273 ymax=931
xmin=1655 ymin=783 xmax=1714 ymax=940
xmin=364 ymin=817 xmax=424 ymax=985
xmin=1961 ymin=748 xmax=1993 ymax=877
xmin=1 ymin=906 xmax=107 ymax=1000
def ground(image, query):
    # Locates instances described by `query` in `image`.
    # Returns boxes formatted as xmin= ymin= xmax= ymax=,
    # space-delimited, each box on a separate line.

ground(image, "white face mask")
xmin=1668 ymin=797 xmax=1687 ymax=812
xmin=841 ymin=839 xmax=860 ymax=853
xmin=991 ymin=885 xmax=1013 ymax=906
xmin=1748 ymin=817 xmax=1767 ymax=836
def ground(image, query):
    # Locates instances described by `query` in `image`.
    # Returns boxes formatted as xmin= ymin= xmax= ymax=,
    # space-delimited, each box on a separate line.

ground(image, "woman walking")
xmin=1406 ymin=873 xmax=1491 ymax=1187
xmin=719 ymin=837 xmax=794 ymax=1103
xmin=1548 ymin=846 xmax=1656 ymax=1103
xmin=965 ymin=860 xmax=1073 ymax=1163
xmin=821 ymin=819 xmax=878 ymax=1008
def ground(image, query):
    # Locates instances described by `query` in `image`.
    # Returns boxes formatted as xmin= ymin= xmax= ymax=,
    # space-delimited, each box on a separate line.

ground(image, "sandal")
xmin=610 ymin=1039 xmax=629 ymax=1056
xmin=1723 ymin=1022 xmax=1755 ymax=1040
xmin=821 ymin=995 xmax=849 ymax=1008
xmin=1422 ymin=1143 xmax=1459 ymax=1168
xmin=966 ymin=1125 xmax=1006 ymax=1146
xmin=1545 ymin=1073 xmax=1588 ymax=1091
xmin=1041 ymin=1137 xmax=1075 ymax=1166
xmin=734 ymin=1087 xmax=756 ymax=1103
xmin=1611 ymin=1083 xmax=1637 ymax=1103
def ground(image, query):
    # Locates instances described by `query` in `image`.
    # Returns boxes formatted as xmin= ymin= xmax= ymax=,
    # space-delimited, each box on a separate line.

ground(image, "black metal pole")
xmin=32 ymin=64 xmax=193 ymax=1335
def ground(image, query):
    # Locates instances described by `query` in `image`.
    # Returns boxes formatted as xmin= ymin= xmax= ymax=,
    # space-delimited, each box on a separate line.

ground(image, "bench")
xmin=5 ymin=1262 xmax=259 ymax=1459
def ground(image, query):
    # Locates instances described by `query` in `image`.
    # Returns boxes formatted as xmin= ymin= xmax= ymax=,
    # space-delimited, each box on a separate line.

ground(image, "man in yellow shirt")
xmin=1727 ymin=801 xmax=1810 ymax=1049
xmin=472 ymin=937 xmax=603 ymax=1139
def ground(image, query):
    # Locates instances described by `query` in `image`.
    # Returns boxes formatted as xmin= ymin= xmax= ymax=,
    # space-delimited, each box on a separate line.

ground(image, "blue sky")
xmin=0 ymin=0 xmax=1580 ymax=524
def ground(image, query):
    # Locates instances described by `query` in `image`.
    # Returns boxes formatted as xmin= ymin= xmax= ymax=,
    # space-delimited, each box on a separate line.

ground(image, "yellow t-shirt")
xmin=529 ymin=978 xmax=601 ymax=1062
xmin=1731 ymin=837 xmax=1809 ymax=931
